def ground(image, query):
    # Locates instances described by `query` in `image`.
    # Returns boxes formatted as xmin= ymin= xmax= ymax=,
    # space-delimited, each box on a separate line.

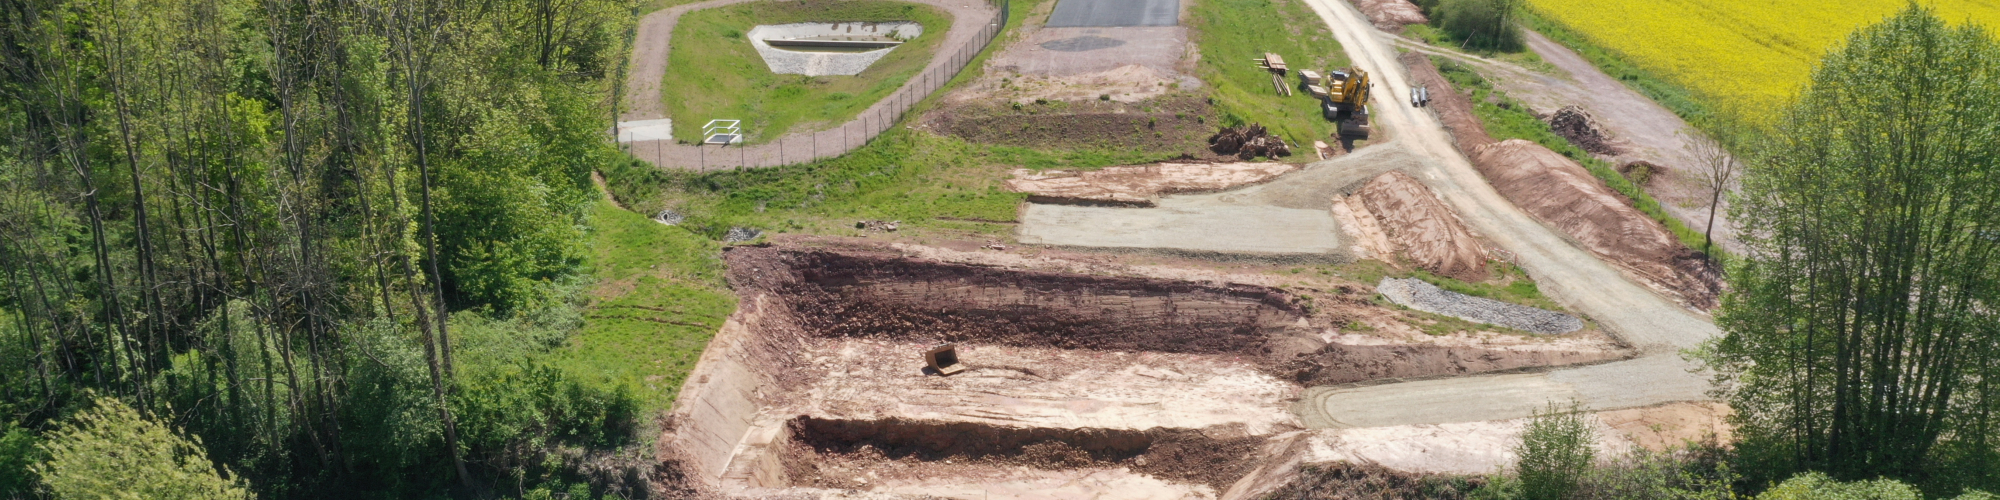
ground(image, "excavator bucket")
xmin=925 ymin=343 xmax=966 ymax=375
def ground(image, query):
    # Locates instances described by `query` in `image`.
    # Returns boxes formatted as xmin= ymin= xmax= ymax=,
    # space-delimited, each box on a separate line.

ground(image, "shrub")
xmin=34 ymin=397 xmax=253 ymax=499
xmin=1516 ymin=402 xmax=1595 ymax=500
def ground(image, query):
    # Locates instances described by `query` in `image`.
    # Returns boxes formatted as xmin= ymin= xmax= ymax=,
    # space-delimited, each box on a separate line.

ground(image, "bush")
xmin=1573 ymin=442 xmax=1737 ymax=500
xmin=0 ymin=420 xmax=40 ymax=497
xmin=1516 ymin=402 xmax=1595 ymax=500
xmin=34 ymin=397 xmax=252 ymax=499
xmin=1434 ymin=0 xmax=1523 ymax=51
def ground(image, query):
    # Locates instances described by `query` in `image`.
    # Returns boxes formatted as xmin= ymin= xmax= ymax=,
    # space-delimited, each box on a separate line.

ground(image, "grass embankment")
xmin=1189 ymin=0 xmax=1348 ymax=151
xmin=553 ymin=200 xmax=735 ymax=411
xmin=606 ymin=0 xmax=1183 ymax=240
xmin=662 ymin=0 xmax=949 ymax=144
xmin=1432 ymin=56 xmax=1712 ymax=252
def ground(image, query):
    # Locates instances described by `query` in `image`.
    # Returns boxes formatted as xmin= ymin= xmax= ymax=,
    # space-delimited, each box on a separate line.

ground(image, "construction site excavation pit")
xmin=749 ymin=22 xmax=923 ymax=76
xmin=658 ymin=241 xmax=1635 ymax=498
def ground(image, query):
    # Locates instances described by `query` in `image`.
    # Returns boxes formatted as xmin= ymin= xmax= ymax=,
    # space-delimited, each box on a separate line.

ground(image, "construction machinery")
xmin=1320 ymin=67 xmax=1372 ymax=139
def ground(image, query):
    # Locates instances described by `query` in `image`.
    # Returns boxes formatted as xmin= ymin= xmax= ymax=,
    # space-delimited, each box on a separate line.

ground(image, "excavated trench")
xmin=678 ymin=243 xmax=1627 ymax=497
xmin=731 ymin=246 xmax=1316 ymax=356
xmin=781 ymin=417 xmax=1263 ymax=492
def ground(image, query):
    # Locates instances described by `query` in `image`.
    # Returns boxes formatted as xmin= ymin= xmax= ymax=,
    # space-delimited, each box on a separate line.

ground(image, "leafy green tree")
xmin=1755 ymin=471 xmax=1996 ymax=500
xmin=33 ymin=397 xmax=252 ymax=499
xmin=1705 ymin=4 xmax=2000 ymax=491
xmin=1516 ymin=402 xmax=1596 ymax=500
xmin=1433 ymin=0 xmax=1522 ymax=51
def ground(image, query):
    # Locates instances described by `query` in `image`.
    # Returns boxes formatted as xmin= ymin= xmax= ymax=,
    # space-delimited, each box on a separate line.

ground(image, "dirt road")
xmin=1394 ymin=32 xmax=1741 ymax=254
xmin=1289 ymin=0 xmax=1719 ymax=427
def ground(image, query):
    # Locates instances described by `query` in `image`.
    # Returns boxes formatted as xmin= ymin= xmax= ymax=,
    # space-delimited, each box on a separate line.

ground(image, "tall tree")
xmin=1707 ymin=5 xmax=2000 ymax=490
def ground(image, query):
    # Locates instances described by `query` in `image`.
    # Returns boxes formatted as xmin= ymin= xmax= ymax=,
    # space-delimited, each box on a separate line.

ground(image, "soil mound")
xmin=1472 ymin=139 xmax=1718 ymax=307
xmin=1355 ymin=171 xmax=1489 ymax=281
xmin=1350 ymin=0 xmax=1429 ymax=32
xmin=1547 ymin=105 xmax=1617 ymax=156
xmin=1210 ymin=123 xmax=1292 ymax=159
xmin=929 ymin=94 xmax=1213 ymax=155
xmin=1401 ymin=52 xmax=1493 ymax=153
xmin=1006 ymin=162 xmax=1300 ymax=206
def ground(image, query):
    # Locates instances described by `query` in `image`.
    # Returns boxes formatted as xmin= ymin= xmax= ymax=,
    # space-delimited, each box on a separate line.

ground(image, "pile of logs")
xmin=1209 ymin=123 xmax=1292 ymax=159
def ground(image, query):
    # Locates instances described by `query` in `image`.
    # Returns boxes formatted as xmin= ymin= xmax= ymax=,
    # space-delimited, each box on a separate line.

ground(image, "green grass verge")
xmin=551 ymin=200 xmax=736 ymax=411
xmin=1432 ymin=56 xmax=1712 ymax=253
xmin=605 ymin=0 xmax=1191 ymax=238
xmin=661 ymin=0 xmax=950 ymax=144
xmin=1190 ymin=0 xmax=1348 ymax=152
xmin=1402 ymin=24 xmax=1557 ymax=74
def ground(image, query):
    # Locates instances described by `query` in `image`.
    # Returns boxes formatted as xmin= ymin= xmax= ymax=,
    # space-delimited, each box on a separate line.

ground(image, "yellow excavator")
xmin=1321 ymin=67 xmax=1372 ymax=139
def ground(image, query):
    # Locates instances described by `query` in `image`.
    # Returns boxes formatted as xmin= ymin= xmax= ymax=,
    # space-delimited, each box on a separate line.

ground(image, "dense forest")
xmin=0 ymin=0 xmax=646 ymax=497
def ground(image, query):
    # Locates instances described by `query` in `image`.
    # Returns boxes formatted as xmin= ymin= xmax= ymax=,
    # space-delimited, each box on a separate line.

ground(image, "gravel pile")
xmin=748 ymin=22 xmax=922 ymax=76
xmin=654 ymin=209 xmax=685 ymax=225
xmin=724 ymin=227 xmax=763 ymax=242
xmin=1376 ymin=277 xmax=1582 ymax=334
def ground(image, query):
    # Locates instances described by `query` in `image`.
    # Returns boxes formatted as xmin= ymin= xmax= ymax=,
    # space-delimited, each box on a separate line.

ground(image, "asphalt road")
xmin=1046 ymin=0 xmax=1179 ymax=27
xmin=1289 ymin=0 xmax=1722 ymax=428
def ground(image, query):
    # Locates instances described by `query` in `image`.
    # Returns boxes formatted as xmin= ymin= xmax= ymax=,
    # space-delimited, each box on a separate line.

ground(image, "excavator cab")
xmin=1322 ymin=68 xmax=1372 ymax=139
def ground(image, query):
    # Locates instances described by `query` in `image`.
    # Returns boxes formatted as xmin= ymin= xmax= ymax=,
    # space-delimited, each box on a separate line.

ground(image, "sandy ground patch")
xmin=1472 ymin=139 xmax=1719 ymax=308
xmin=1007 ymin=162 xmax=1301 ymax=206
xmin=1356 ymin=171 xmax=1490 ymax=280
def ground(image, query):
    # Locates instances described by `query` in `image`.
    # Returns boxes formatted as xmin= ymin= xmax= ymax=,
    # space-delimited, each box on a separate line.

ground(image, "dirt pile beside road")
xmin=1472 ymin=140 xmax=1719 ymax=307
xmin=1349 ymin=0 xmax=1429 ymax=32
xmin=1355 ymin=171 xmax=1489 ymax=281
xmin=1401 ymin=52 xmax=1493 ymax=153
xmin=1006 ymin=161 xmax=1300 ymax=206
xmin=1547 ymin=105 xmax=1617 ymax=156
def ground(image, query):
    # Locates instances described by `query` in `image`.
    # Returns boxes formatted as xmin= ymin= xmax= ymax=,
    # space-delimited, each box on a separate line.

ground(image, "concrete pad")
xmin=748 ymin=22 xmax=923 ymax=76
xmin=614 ymin=118 xmax=673 ymax=143
xmin=1018 ymin=204 xmax=1344 ymax=256
xmin=1047 ymin=0 xmax=1180 ymax=27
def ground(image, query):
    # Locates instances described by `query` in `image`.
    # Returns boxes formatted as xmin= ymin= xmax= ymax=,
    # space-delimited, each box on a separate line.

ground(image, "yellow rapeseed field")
xmin=1526 ymin=0 xmax=2000 ymax=113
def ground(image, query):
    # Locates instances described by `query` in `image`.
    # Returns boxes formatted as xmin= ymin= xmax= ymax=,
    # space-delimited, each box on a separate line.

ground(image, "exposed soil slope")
xmin=1349 ymin=0 xmax=1428 ymax=31
xmin=1006 ymin=161 xmax=1300 ymax=206
xmin=1472 ymin=139 xmax=1717 ymax=307
xmin=1401 ymin=52 xmax=1493 ymax=152
xmin=1355 ymin=171 xmax=1489 ymax=281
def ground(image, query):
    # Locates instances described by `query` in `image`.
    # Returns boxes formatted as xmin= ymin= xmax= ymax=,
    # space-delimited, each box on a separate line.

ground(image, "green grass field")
xmin=661 ymin=0 xmax=949 ymax=144
xmin=552 ymin=200 xmax=736 ymax=411
xmin=1189 ymin=0 xmax=1349 ymax=151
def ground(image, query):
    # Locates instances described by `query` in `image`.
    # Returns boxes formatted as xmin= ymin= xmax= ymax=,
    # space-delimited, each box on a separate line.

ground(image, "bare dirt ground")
xmin=921 ymin=0 xmax=1219 ymax=154
xmin=1355 ymin=171 xmax=1490 ymax=281
xmin=1347 ymin=0 xmax=1426 ymax=32
xmin=1278 ymin=0 xmax=1723 ymax=444
xmin=1393 ymin=31 xmax=1742 ymax=254
xmin=1005 ymin=161 xmax=1301 ymax=206
xmin=1473 ymin=139 xmax=1720 ymax=308
xmin=653 ymin=237 xmax=1630 ymax=497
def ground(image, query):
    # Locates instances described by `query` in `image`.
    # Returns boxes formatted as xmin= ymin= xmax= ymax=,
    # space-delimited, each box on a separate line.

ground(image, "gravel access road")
xmin=1393 ymin=31 xmax=1741 ymax=254
xmin=1290 ymin=0 xmax=1721 ymax=428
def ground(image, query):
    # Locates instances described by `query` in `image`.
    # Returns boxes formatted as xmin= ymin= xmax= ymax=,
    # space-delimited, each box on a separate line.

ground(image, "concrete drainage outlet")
xmin=748 ymin=22 xmax=923 ymax=76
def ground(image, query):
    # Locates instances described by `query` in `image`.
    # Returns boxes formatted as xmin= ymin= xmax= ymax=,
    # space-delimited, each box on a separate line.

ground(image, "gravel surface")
xmin=1376 ymin=278 xmax=1582 ymax=334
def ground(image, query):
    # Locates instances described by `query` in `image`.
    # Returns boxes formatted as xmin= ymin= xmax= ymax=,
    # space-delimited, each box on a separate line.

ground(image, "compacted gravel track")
xmin=1289 ymin=0 xmax=1720 ymax=428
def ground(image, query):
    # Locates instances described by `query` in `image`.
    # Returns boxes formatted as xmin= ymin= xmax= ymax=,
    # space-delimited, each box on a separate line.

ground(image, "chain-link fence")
xmin=623 ymin=0 xmax=1009 ymax=171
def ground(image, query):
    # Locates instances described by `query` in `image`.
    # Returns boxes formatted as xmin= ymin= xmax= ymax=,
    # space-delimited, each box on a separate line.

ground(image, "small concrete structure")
xmin=748 ymin=22 xmax=923 ymax=76
xmin=614 ymin=118 xmax=673 ymax=143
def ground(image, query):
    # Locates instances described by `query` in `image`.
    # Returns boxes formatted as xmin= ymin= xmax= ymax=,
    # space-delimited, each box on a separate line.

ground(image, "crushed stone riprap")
xmin=748 ymin=22 xmax=923 ymax=76
xmin=1375 ymin=277 xmax=1583 ymax=334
